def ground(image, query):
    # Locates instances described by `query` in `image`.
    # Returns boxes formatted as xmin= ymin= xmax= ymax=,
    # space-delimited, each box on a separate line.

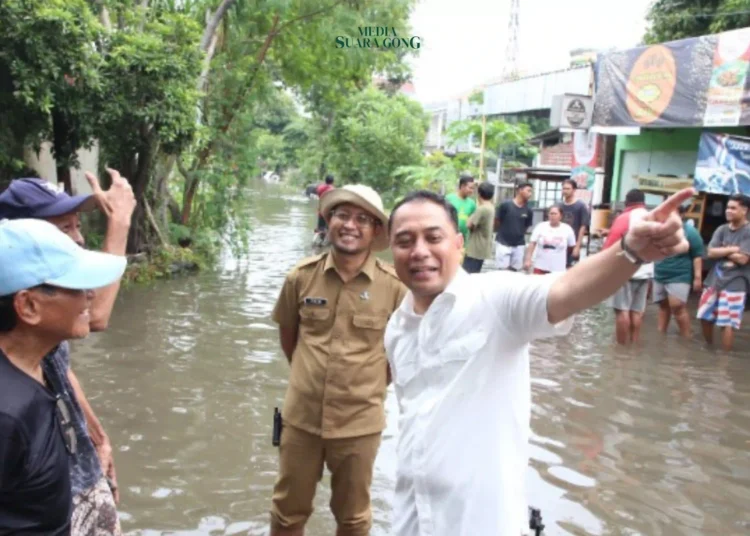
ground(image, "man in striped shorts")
xmin=698 ymin=194 xmax=750 ymax=351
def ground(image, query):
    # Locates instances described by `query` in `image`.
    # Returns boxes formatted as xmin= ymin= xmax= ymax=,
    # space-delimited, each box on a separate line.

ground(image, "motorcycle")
xmin=312 ymin=228 xmax=330 ymax=249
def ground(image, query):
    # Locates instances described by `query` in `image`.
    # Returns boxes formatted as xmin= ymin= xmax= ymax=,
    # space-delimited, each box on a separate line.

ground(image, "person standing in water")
xmin=445 ymin=173 xmax=476 ymax=247
xmin=462 ymin=182 xmax=495 ymax=274
xmin=523 ymin=205 xmax=576 ymax=274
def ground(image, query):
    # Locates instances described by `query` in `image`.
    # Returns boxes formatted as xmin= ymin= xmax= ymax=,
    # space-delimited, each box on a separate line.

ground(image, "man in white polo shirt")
xmin=384 ymin=188 xmax=693 ymax=536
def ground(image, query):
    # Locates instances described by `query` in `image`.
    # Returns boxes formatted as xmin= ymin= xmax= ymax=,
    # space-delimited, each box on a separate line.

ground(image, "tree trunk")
xmin=200 ymin=0 xmax=238 ymax=53
xmin=51 ymin=110 xmax=73 ymax=193
xmin=57 ymin=166 xmax=72 ymax=195
xmin=154 ymin=153 xmax=176 ymax=232
xmin=127 ymin=131 xmax=159 ymax=253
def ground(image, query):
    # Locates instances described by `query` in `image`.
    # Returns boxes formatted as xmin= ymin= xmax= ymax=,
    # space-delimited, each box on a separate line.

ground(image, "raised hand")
xmin=85 ymin=168 xmax=136 ymax=227
xmin=625 ymin=188 xmax=694 ymax=262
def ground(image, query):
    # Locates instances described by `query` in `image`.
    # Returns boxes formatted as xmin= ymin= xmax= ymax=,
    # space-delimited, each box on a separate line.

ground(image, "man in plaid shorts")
xmin=698 ymin=194 xmax=750 ymax=351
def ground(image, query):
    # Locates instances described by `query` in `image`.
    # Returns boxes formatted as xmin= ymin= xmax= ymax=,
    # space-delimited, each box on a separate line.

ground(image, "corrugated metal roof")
xmin=423 ymin=66 xmax=593 ymax=115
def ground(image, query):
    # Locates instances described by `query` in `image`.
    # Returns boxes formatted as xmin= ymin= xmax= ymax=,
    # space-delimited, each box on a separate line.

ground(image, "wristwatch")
xmin=618 ymin=234 xmax=645 ymax=266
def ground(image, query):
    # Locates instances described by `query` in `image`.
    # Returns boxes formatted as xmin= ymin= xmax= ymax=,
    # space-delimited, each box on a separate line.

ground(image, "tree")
xmin=445 ymin=118 xmax=535 ymax=169
xmin=96 ymin=11 xmax=203 ymax=252
xmin=0 ymin=0 xmax=104 ymax=190
xmin=644 ymin=0 xmax=750 ymax=44
xmin=326 ymin=85 xmax=428 ymax=204
xmin=175 ymin=0 xmax=418 ymax=225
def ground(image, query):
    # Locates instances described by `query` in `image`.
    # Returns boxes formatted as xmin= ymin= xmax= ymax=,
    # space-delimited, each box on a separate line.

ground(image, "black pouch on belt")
xmin=272 ymin=407 xmax=283 ymax=446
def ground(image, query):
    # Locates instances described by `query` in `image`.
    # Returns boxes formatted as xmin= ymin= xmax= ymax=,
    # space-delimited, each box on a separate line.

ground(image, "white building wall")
xmin=24 ymin=141 xmax=99 ymax=195
xmin=423 ymin=66 xmax=593 ymax=151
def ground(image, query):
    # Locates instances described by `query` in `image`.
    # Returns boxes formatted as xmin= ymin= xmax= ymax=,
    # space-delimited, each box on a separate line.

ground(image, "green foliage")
xmin=326 ymin=85 xmax=428 ymax=204
xmin=644 ymin=0 xmax=750 ymax=44
xmin=393 ymin=151 xmax=456 ymax=191
xmin=123 ymin=245 xmax=205 ymax=286
xmin=269 ymin=0 xmax=417 ymax=115
xmin=446 ymin=118 xmax=533 ymax=155
xmin=468 ymin=89 xmax=484 ymax=106
xmin=2 ymin=0 xmax=420 ymax=268
xmin=0 ymin=0 xmax=104 ymax=175
xmin=97 ymin=12 xmax=203 ymax=163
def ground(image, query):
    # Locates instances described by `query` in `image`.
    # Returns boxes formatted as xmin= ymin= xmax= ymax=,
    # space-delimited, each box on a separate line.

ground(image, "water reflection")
xmin=70 ymin=182 xmax=750 ymax=535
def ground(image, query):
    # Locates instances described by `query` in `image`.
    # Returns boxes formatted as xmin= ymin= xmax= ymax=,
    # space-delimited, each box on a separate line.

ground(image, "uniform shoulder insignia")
xmin=375 ymin=258 xmax=400 ymax=279
xmin=293 ymin=252 xmax=326 ymax=272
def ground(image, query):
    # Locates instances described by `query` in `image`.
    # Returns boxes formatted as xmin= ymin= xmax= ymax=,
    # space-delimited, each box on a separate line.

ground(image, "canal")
xmin=70 ymin=182 xmax=750 ymax=535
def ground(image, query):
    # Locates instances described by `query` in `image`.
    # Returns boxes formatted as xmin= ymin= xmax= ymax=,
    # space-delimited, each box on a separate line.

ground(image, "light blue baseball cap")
xmin=0 ymin=218 xmax=127 ymax=296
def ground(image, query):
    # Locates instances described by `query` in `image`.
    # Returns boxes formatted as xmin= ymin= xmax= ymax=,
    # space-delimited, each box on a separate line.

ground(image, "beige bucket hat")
xmin=319 ymin=184 xmax=389 ymax=251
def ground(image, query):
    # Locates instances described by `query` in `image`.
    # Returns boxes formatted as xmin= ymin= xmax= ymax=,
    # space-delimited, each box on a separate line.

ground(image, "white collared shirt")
xmin=385 ymin=269 xmax=574 ymax=536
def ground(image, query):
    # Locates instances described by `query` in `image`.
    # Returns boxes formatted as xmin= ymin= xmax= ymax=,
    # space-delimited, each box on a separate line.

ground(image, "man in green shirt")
xmin=463 ymin=182 xmax=495 ymax=273
xmin=446 ymin=173 xmax=476 ymax=246
xmin=653 ymin=205 xmax=705 ymax=338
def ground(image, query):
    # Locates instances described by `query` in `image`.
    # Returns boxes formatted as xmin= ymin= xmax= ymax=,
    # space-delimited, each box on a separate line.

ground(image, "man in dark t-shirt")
xmin=0 ymin=219 xmax=126 ymax=534
xmin=560 ymin=179 xmax=590 ymax=267
xmin=494 ymin=182 xmax=534 ymax=271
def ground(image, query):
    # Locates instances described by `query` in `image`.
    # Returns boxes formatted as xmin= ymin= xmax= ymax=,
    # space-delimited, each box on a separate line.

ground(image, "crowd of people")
xmin=270 ymin=175 xmax=692 ymax=536
xmin=0 ymin=165 xmax=740 ymax=536
xmin=448 ymin=174 xmax=749 ymax=352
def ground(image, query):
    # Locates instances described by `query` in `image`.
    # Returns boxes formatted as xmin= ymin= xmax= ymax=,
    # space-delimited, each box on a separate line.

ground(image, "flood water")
xmin=70 ymin=182 xmax=750 ymax=535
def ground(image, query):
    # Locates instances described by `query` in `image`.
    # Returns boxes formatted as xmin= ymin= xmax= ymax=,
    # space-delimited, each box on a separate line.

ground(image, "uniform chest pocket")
xmin=299 ymin=307 xmax=331 ymax=334
xmin=352 ymin=314 xmax=388 ymax=330
xmin=351 ymin=314 xmax=389 ymax=348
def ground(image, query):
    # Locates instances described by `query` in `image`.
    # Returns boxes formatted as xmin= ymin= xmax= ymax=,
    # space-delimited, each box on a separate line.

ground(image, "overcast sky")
xmin=407 ymin=0 xmax=654 ymax=103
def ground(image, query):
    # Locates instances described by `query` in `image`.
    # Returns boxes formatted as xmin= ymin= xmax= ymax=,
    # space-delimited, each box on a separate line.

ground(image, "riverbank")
xmin=123 ymin=245 xmax=204 ymax=285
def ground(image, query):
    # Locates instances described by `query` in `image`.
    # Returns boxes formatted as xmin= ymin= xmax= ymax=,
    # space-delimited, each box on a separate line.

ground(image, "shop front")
xmin=592 ymin=27 xmax=750 ymax=242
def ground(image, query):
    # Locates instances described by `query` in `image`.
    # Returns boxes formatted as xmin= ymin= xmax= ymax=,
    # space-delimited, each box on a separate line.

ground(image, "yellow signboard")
xmin=636 ymin=175 xmax=695 ymax=194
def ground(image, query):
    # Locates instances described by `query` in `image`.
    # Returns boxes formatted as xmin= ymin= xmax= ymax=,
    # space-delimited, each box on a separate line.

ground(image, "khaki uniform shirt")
xmin=272 ymin=252 xmax=407 ymax=439
xmin=466 ymin=203 xmax=495 ymax=260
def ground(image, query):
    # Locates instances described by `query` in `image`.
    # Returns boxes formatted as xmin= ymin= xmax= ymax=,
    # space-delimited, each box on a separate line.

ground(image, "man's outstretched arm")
xmin=547 ymin=189 xmax=694 ymax=324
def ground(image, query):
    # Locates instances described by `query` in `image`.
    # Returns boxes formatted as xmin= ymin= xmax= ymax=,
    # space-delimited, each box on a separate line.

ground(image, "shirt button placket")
xmin=414 ymin=421 xmax=433 ymax=535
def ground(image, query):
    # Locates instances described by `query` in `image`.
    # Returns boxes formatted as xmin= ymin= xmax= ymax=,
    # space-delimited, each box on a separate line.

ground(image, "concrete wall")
xmin=610 ymin=127 xmax=750 ymax=203
xmin=23 ymin=141 xmax=99 ymax=195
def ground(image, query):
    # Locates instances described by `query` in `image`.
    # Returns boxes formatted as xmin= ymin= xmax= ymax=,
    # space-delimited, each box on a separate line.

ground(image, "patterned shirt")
xmin=42 ymin=342 xmax=103 ymax=496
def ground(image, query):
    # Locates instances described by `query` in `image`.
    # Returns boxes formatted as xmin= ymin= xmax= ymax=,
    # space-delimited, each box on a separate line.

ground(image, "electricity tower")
xmin=502 ymin=0 xmax=520 ymax=81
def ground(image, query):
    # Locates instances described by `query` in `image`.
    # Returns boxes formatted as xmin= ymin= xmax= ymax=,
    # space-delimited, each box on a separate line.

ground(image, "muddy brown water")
xmin=70 ymin=183 xmax=750 ymax=535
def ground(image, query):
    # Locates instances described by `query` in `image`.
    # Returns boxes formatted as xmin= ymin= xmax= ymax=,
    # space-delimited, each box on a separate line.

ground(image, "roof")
xmin=432 ymin=65 xmax=593 ymax=104
xmin=529 ymin=128 xmax=565 ymax=144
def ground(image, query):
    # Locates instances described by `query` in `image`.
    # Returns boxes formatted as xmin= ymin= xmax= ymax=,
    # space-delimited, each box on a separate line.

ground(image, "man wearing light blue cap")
xmin=0 ymin=218 xmax=126 ymax=535
xmin=0 ymin=169 xmax=135 ymax=535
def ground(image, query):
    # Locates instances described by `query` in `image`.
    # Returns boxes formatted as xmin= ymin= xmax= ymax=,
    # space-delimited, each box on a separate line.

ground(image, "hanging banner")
xmin=593 ymin=27 xmax=750 ymax=128
xmin=571 ymin=132 xmax=598 ymax=205
xmin=694 ymin=132 xmax=750 ymax=195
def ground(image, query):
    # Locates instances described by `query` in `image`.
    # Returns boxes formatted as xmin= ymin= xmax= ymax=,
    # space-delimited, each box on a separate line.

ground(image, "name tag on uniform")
xmin=304 ymin=297 xmax=327 ymax=306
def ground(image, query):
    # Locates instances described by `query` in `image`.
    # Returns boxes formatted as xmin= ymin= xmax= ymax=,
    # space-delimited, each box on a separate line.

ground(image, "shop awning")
xmin=593 ymin=27 xmax=750 ymax=129
xmin=508 ymin=167 xmax=571 ymax=181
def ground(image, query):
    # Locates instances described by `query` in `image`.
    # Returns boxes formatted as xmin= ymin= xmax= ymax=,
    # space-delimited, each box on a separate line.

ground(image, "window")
xmin=534 ymin=180 xmax=563 ymax=209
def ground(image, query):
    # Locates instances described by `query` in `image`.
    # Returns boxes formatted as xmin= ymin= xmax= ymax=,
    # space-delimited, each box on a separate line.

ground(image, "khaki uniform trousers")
xmin=270 ymin=424 xmax=382 ymax=535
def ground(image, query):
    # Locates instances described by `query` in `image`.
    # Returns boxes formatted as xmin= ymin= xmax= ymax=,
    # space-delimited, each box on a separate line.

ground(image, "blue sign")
xmin=694 ymin=132 xmax=750 ymax=195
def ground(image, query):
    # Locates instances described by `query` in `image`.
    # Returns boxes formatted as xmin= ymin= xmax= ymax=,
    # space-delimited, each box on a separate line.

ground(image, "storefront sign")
xmin=571 ymin=132 xmax=599 ymax=205
xmin=694 ymin=132 xmax=750 ymax=195
xmin=636 ymin=175 xmax=695 ymax=194
xmin=593 ymin=28 xmax=750 ymax=128
xmin=551 ymin=94 xmax=594 ymax=130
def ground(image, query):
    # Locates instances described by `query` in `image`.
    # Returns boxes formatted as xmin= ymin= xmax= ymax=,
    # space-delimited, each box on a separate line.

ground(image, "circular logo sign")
xmin=566 ymin=98 xmax=588 ymax=127
xmin=626 ymin=45 xmax=677 ymax=124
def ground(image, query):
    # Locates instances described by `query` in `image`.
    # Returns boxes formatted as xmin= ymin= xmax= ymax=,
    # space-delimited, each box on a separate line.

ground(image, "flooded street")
xmin=70 ymin=183 xmax=750 ymax=536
